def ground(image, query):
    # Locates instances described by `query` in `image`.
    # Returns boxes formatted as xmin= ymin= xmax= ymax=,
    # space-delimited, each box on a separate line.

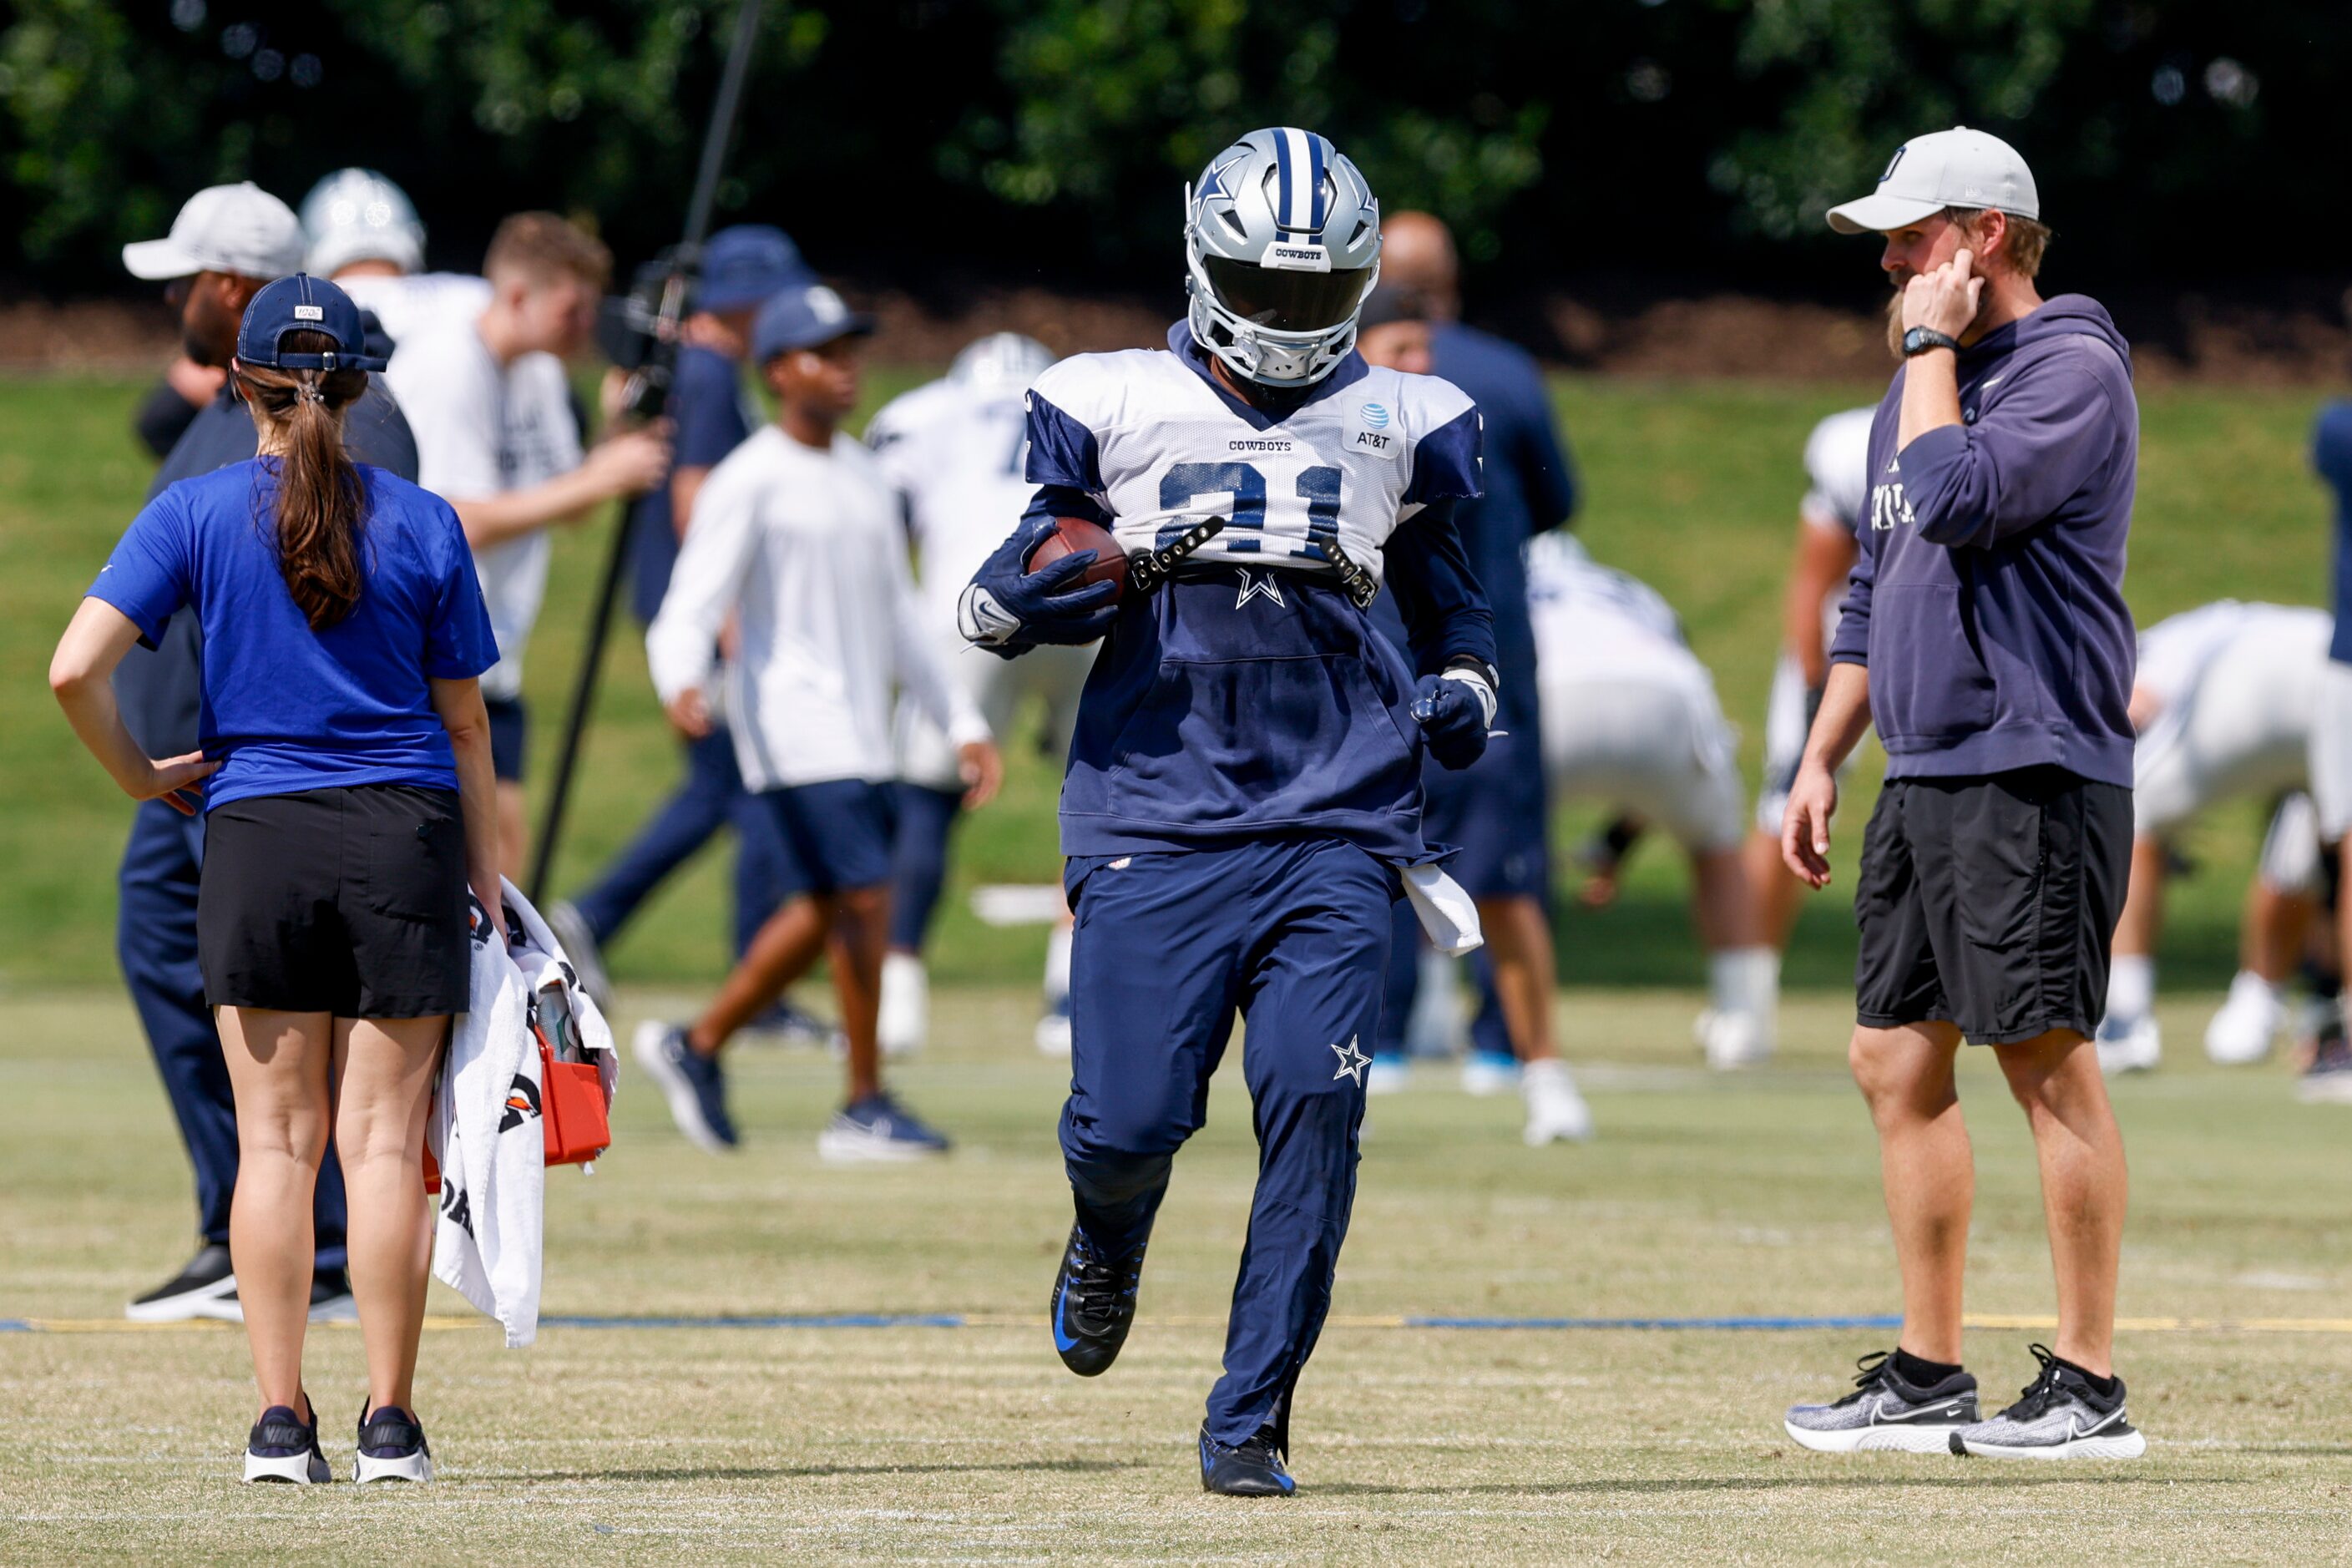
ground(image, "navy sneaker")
xmin=1049 ymin=1224 xmax=1146 ymax=1376
xmin=817 ymin=1092 xmax=950 ymax=1163
xmin=1200 ymin=1423 xmax=1295 ymax=1496
xmin=742 ymin=997 xmax=846 ymax=1052
xmin=244 ymin=1399 xmax=330 ymax=1485
xmin=2298 ymin=1027 xmax=2352 ymax=1104
xmin=354 ymin=1400 xmax=434 ymax=1484
xmin=632 ymin=1021 xmax=738 ymax=1151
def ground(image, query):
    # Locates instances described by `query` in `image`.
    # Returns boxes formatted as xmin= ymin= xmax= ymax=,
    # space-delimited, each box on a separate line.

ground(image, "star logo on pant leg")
xmin=1329 ymin=1034 xmax=1370 ymax=1085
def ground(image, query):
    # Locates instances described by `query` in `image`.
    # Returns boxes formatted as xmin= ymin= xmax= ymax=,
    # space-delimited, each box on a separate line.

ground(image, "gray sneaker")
xmin=1784 ymin=1350 xmax=1979 ymax=1453
xmin=1950 ymin=1344 xmax=2146 ymax=1459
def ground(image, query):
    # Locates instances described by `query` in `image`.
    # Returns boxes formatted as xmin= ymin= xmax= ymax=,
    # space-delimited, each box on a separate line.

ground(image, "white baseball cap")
xmin=1826 ymin=127 xmax=2039 ymax=235
xmin=122 ymin=182 xmax=306 ymax=281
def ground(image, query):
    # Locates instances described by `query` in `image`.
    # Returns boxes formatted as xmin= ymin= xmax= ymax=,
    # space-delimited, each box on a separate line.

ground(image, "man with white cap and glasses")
xmin=114 ymin=182 xmax=423 ymax=1325
xmin=1777 ymin=129 xmax=2149 ymax=1459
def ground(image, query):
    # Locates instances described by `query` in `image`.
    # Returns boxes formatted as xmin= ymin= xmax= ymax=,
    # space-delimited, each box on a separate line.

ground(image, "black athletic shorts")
xmin=199 ymin=785 xmax=471 ymax=1017
xmin=485 ymin=695 xmax=527 ymax=781
xmin=1853 ymin=765 xmax=2130 ymax=1045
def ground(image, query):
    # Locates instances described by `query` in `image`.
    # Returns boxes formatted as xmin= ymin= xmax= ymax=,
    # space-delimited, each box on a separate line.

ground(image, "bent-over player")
xmin=960 ymin=129 xmax=1499 ymax=1495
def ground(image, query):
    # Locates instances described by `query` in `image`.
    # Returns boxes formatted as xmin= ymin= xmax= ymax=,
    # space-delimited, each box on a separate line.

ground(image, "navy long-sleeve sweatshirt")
xmin=1828 ymin=294 xmax=2139 ymax=787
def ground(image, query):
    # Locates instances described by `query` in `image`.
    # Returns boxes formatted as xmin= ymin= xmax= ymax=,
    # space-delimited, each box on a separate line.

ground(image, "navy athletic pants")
xmin=887 ymin=782 xmax=965 ymax=952
xmin=119 ymin=799 xmax=346 ymax=1265
xmin=570 ymin=726 xmax=788 ymax=958
xmin=1060 ymin=837 xmax=1396 ymax=1446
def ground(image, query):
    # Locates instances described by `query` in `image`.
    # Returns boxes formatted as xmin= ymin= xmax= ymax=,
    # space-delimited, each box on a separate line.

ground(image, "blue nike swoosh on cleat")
xmin=1051 ymin=1276 xmax=1080 ymax=1353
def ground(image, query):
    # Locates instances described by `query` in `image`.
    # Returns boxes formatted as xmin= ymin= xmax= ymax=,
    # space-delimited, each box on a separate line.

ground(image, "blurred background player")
xmin=637 ymin=285 xmax=1001 ymax=1160
xmin=1353 ymin=283 xmax=1590 ymax=1141
xmin=2299 ymin=384 xmax=2352 ymax=1101
xmin=866 ymin=331 xmax=1093 ymax=1058
xmin=2097 ymin=599 xmax=2331 ymax=1073
xmin=384 ymin=213 xmax=671 ymax=880
xmin=546 ymin=226 xmax=812 ymax=1007
xmin=114 ymin=181 xmax=425 ymax=1323
xmin=298 ymin=168 xmax=493 ymax=353
xmin=1525 ymin=534 xmax=1776 ymax=1068
xmin=1743 ymin=407 xmax=1874 ymax=962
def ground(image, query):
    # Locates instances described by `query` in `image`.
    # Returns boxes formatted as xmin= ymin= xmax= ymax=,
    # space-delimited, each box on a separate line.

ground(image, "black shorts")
xmin=199 ymin=785 xmax=471 ymax=1017
xmin=485 ymin=696 xmax=527 ymax=781
xmin=1854 ymin=765 xmax=2130 ymax=1045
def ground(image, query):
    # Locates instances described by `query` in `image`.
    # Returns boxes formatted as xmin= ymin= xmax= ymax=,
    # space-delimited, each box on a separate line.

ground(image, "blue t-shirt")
xmin=630 ymin=344 xmax=756 ymax=623
xmin=2316 ymin=401 xmax=2352 ymax=665
xmin=89 ymin=459 xmax=498 ymax=811
xmin=1429 ymin=322 xmax=1577 ymax=726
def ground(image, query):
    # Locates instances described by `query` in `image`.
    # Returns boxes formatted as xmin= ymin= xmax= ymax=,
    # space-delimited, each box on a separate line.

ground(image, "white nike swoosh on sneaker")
xmin=1871 ymin=1399 xmax=1968 ymax=1423
xmin=2062 ymin=1406 xmax=2125 ymax=1440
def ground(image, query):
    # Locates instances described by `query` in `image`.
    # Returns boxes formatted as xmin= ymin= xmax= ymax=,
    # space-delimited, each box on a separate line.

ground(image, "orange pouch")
xmin=539 ymin=1039 xmax=612 ymax=1166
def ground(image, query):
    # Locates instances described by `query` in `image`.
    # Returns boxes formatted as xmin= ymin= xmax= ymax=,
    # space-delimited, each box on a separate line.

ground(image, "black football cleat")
xmin=1048 ymin=1224 xmax=1145 ymax=1377
xmin=1199 ymin=1423 xmax=1296 ymax=1496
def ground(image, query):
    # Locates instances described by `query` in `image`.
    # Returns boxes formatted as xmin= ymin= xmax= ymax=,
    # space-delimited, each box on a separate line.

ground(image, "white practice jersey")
xmin=1525 ymin=532 xmax=1697 ymax=686
xmin=384 ymin=316 xmax=581 ymax=701
xmin=1024 ymin=331 xmax=1482 ymax=588
xmin=337 ymin=271 xmax=493 ymax=358
xmin=646 ymin=427 xmax=989 ymax=792
xmin=2137 ymin=601 xmax=2329 ymax=711
xmin=866 ymin=375 xmax=1035 ymax=620
xmin=1799 ymin=407 xmax=1876 ymax=537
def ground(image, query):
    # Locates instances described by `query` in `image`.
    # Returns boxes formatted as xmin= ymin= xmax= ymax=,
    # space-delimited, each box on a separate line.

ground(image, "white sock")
xmin=1043 ymin=923 xmax=1074 ymax=1006
xmin=878 ymin=951 xmax=928 ymax=1054
xmin=2106 ymin=953 xmax=2155 ymax=1023
xmin=1708 ymin=946 xmax=1778 ymax=1018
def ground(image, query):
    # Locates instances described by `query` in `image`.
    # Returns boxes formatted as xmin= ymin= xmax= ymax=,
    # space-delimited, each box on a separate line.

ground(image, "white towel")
xmin=1399 ymin=863 xmax=1485 ymax=956
xmin=428 ymin=878 xmax=616 ymax=1348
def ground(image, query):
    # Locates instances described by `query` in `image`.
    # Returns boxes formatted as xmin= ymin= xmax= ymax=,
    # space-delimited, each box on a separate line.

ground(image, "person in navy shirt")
xmin=52 ymin=276 xmax=498 ymax=1485
xmin=548 ymin=226 xmax=809 ymax=1002
xmin=1374 ymin=213 xmax=1588 ymax=1138
xmin=2305 ymin=397 xmax=2352 ymax=1098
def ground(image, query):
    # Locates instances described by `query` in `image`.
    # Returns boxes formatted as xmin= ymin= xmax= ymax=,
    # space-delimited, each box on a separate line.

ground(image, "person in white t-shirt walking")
xmin=637 ymin=284 xmax=1002 ymax=1161
xmin=385 ymin=212 xmax=670 ymax=878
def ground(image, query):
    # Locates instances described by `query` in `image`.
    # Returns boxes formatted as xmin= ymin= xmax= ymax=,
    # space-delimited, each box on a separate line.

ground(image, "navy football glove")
xmin=1412 ymin=666 xmax=1498 ymax=771
xmin=958 ymin=516 xmax=1120 ymax=653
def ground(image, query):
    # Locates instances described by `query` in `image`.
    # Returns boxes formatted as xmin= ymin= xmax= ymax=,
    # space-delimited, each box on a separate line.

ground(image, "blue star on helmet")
xmin=1201 ymin=149 xmax=1249 ymax=207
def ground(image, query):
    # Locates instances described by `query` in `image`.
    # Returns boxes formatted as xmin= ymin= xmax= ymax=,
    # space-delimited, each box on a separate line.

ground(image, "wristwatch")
xmin=1901 ymin=326 xmax=1960 ymax=357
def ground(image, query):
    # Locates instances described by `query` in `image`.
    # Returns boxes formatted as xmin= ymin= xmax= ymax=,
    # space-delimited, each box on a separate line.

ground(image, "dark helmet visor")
xmin=1203 ymin=255 xmax=1373 ymax=333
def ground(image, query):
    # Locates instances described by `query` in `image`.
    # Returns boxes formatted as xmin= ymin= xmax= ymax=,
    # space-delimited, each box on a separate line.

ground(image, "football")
xmin=1025 ymin=515 xmax=1128 ymax=602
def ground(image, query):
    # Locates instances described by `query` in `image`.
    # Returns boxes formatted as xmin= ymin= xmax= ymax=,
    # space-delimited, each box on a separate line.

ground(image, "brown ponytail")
xmin=233 ymin=329 xmax=372 ymax=630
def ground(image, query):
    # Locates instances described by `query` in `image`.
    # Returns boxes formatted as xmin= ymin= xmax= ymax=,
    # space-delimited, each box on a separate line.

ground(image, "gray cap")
xmin=124 ymin=182 xmax=305 ymax=281
xmin=1827 ymin=127 xmax=2039 ymax=235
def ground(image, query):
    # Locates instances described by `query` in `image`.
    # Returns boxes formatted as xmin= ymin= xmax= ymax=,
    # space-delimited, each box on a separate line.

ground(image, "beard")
xmin=1884 ymin=286 xmax=1908 ymax=360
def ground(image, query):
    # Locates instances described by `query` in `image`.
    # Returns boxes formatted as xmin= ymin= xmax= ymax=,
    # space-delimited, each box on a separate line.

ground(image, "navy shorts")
xmin=1419 ymin=726 xmax=1550 ymax=901
xmin=759 ymin=780 xmax=897 ymax=898
xmin=484 ymin=696 xmax=528 ymax=782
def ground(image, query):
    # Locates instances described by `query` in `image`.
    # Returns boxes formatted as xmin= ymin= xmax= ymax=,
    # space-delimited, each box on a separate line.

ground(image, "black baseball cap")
xmin=235 ymin=273 xmax=388 ymax=373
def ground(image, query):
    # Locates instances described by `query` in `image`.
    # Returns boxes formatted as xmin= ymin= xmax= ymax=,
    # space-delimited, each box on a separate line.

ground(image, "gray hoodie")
xmin=1828 ymin=294 xmax=2138 ymax=786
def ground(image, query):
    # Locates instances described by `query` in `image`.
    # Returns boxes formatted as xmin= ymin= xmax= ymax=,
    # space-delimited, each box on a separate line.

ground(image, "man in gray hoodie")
xmin=1775 ymin=129 xmax=2147 ymax=1461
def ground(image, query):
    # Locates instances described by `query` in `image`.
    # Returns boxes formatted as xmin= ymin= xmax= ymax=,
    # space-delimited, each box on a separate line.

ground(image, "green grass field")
xmin=3 ymin=370 xmax=2348 ymax=1560
xmin=5 ymin=988 xmax=2349 ymax=1562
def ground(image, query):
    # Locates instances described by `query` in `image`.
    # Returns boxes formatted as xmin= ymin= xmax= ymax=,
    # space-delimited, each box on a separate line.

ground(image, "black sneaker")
xmin=354 ymin=1400 xmax=434 ymax=1484
xmin=2298 ymin=1028 xmax=2352 ymax=1104
xmin=1199 ymin=1423 xmax=1296 ymax=1496
xmin=633 ymin=1021 xmax=738 ymax=1151
xmin=1049 ymin=1224 xmax=1146 ymax=1377
xmin=244 ymin=1399 xmax=330 ymax=1485
xmin=126 ymin=1243 xmax=236 ymax=1323
xmin=186 ymin=1267 xmax=362 ymax=1325
xmin=1950 ymin=1344 xmax=2147 ymax=1459
xmin=1783 ymin=1350 xmax=1980 ymax=1453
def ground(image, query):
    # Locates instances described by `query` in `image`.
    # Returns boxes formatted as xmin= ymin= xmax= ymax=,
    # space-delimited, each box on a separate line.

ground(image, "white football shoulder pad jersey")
xmin=866 ymin=375 xmax=1034 ymax=559
xmin=1024 ymin=346 xmax=1480 ymax=589
xmin=1800 ymin=406 xmax=1877 ymax=536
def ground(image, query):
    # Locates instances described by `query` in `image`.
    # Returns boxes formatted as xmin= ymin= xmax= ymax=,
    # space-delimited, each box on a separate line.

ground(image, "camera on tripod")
xmin=596 ymin=249 xmax=699 ymax=422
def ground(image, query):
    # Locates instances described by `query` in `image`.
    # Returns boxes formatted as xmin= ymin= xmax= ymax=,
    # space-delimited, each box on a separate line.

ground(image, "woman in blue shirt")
xmin=50 ymin=276 xmax=499 ymax=1485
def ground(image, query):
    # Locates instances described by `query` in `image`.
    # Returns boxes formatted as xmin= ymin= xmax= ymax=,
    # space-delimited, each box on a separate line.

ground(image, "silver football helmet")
xmin=299 ymin=168 xmax=424 ymax=277
xmin=949 ymin=331 xmax=1055 ymax=393
xmin=1184 ymin=127 xmax=1381 ymax=387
